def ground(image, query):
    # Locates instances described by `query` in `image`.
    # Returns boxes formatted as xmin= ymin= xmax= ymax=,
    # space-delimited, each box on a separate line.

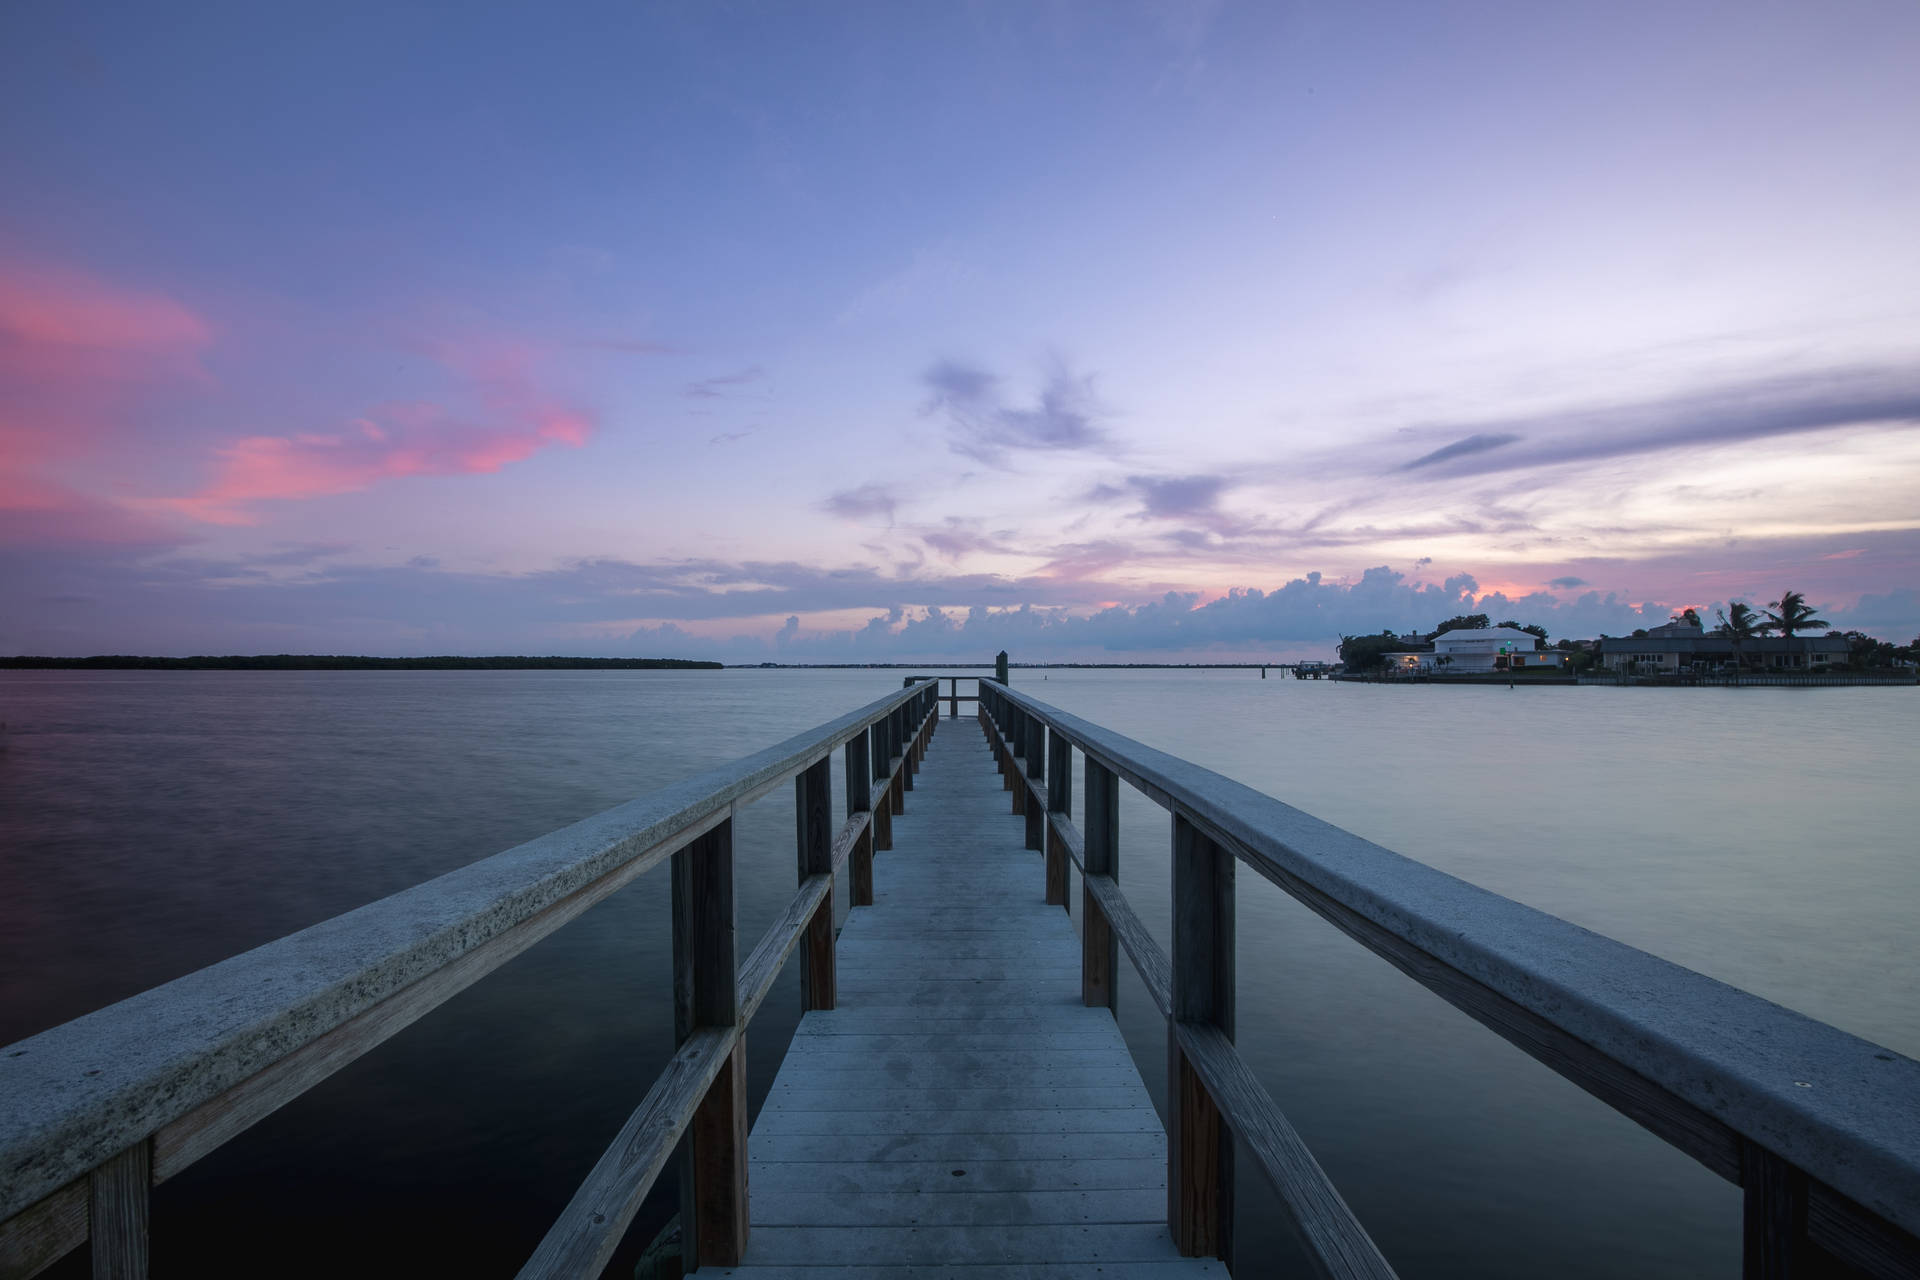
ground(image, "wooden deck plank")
xmin=760 ymin=1086 xmax=1156 ymax=1112
xmin=822 ymin=991 xmax=1083 ymax=1002
xmin=711 ymin=1264 xmax=1224 ymax=1279
xmin=790 ymin=1015 xmax=1120 ymax=1035
xmin=726 ymin=726 xmax=1212 ymax=1275
xmin=749 ymin=1158 xmax=1170 ymax=1195
xmin=750 ymin=1131 xmax=1167 ymax=1163
xmin=752 ymin=1108 xmax=1162 ymax=1137
xmin=749 ymin=1187 xmax=1168 ymax=1226
xmin=732 ymin=1222 xmax=1191 ymax=1266
xmin=776 ymin=1046 xmax=1137 ymax=1068
xmin=781 ymin=1032 xmax=1128 ymax=1052
xmin=832 ymin=964 xmax=1085 ymax=980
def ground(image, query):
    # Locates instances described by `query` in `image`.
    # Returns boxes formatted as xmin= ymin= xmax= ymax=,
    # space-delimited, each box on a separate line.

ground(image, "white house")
xmin=1379 ymin=626 xmax=1568 ymax=675
xmin=1433 ymin=627 xmax=1548 ymax=672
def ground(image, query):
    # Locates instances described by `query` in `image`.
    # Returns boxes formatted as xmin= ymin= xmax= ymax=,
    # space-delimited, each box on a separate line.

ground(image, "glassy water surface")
xmin=2 ymin=669 xmax=1914 ymax=1277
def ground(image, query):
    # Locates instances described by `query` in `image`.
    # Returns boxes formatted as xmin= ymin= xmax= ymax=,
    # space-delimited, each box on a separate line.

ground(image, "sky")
xmin=3 ymin=1 xmax=1918 ymax=660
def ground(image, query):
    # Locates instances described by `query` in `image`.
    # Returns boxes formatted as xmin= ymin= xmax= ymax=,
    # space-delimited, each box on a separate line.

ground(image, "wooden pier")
xmin=721 ymin=720 xmax=1218 ymax=1276
xmin=4 ymin=675 xmax=1920 ymax=1279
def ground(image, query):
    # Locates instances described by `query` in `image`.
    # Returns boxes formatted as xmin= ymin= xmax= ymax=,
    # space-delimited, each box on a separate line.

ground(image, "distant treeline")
xmin=0 ymin=655 xmax=723 ymax=671
xmin=731 ymin=662 xmax=1280 ymax=670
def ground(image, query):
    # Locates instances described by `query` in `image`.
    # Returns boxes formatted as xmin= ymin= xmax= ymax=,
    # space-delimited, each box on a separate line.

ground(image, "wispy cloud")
xmin=922 ymin=358 xmax=1109 ymax=466
xmin=1093 ymin=473 xmax=1243 ymax=524
xmin=1400 ymin=432 xmax=1522 ymax=471
xmin=250 ymin=541 xmax=356 ymax=566
xmin=0 ymin=267 xmax=208 ymax=362
xmin=1392 ymin=365 xmax=1920 ymax=479
xmin=685 ymin=366 xmax=765 ymax=399
xmin=165 ymin=340 xmax=593 ymax=525
xmin=1132 ymin=474 xmax=1230 ymax=518
xmin=824 ymin=483 xmax=897 ymax=525
xmin=921 ymin=518 xmax=1016 ymax=562
xmin=582 ymin=337 xmax=679 ymax=355
xmin=0 ymin=262 xmax=213 ymax=548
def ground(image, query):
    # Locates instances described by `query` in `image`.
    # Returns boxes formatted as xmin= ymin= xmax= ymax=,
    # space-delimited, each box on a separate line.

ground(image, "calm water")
xmin=2 ymin=669 xmax=1915 ymax=1277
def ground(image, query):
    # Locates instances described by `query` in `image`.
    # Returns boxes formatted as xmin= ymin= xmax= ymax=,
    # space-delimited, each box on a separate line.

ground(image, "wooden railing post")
xmin=1023 ymin=714 xmax=1044 ymax=852
xmin=1044 ymin=729 xmax=1071 ymax=908
xmin=89 ymin=1141 xmax=150 ymax=1279
xmin=846 ymin=731 xmax=874 ymax=906
xmin=795 ymin=756 xmax=834 ymax=1011
xmin=900 ymin=705 xmax=915 ymax=792
xmin=870 ymin=722 xmax=892 ymax=851
xmin=1082 ymin=758 xmax=1118 ymax=1010
xmin=888 ymin=708 xmax=906 ymax=816
xmin=1742 ymin=1140 xmax=1810 ymax=1279
xmin=997 ymin=691 xmax=1012 ymax=791
xmin=672 ymin=818 xmax=747 ymax=1269
xmin=1009 ymin=707 xmax=1026 ymax=816
xmin=1169 ymin=813 xmax=1234 ymax=1264
xmin=998 ymin=690 xmax=1013 ymax=782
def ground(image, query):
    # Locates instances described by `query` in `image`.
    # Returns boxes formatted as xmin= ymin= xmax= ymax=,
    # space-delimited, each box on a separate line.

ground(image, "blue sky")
xmin=4 ymin=1 xmax=1917 ymax=658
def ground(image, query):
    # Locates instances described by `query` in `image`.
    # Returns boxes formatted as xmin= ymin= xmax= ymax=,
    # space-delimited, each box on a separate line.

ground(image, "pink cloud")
xmin=0 ymin=264 xmax=211 ymax=442
xmin=171 ymin=406 xmax=591 ymax=524
xmin=168 ymin=340 xmax=594 ymax=524
xmin=0 ymin=260 xmax=599 ymax=539
xmin=0 ymin=267 xmax=208 ymax=356
xmin=0 ymin=263 xmax=212 ymax=546
xmin=0 ymin=474 xmax=185 ymax=548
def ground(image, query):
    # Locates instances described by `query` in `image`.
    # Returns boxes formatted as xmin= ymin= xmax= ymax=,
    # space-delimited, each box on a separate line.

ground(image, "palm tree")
xmin=1761 ymin=590 xmax=1831 ymax=671
xmin=1716 ymin=602 xmax=1764 ymax=676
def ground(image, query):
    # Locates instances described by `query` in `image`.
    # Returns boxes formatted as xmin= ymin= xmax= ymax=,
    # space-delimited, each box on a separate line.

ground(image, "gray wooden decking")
xmin=709 ymin=721 xmax=1221 ymax=1277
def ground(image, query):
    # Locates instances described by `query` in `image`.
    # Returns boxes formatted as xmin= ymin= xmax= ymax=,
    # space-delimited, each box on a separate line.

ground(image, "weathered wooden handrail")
xmin=978 ymin=681 xmax=1920 ymax=1280
xmin=0 ymin=681 xmax=943 ymax=1280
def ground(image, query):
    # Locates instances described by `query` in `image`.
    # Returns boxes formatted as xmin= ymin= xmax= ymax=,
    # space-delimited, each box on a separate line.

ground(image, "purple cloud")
xmin=9 ymin=527 xmax=1919 ymax=659
xmin=824 ymin=484 xmax=897 ymax=524
xmin=1133 ymin=475 xmax=1229 ymax=518
xmin=685 ymin=366 xmax=765 ymax=399
xmin=582 ymin=338 xmax=679 ymax=355
xmin=1400 ymin=432 xmax=1522 ymax=471
xmin=921 ymin=519 xmax=1014 ymax=561
xmin=922 ymin=359 xmax=1108 ymax=466
xmin=1393 ymin=364 xmax=1920 ymax=479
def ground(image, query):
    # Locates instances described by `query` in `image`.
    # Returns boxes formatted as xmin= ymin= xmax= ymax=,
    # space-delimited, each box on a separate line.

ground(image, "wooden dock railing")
xmin=0 ymin=681 xmax=942 ymax=1280
xmin=977 ymin=680 xmax=1920 ymax=1280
